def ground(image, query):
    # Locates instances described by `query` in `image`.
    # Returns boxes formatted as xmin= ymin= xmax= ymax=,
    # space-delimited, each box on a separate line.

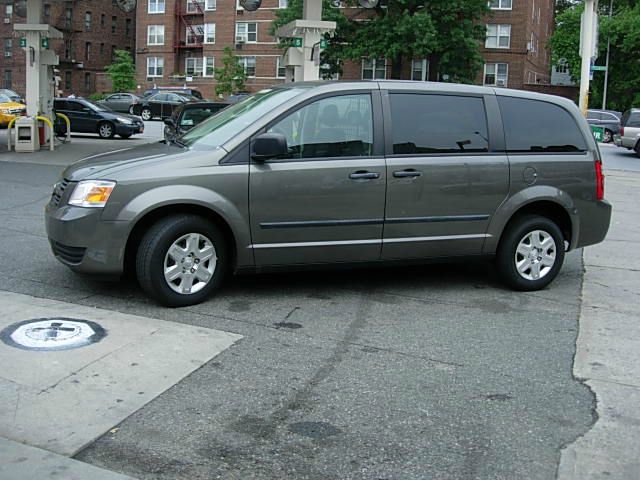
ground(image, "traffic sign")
xmin=591 ymin=125 xmax=605 ymax=142
xmin=19 ymin=38 xmax=26 ymax=48
xmin=41 ymin=37 xmax=49 ymax=49
xmin=591 ymin=65 xmax=607 ymax=72
xmin=320 ymin=39 xmax=328 ymax=49
xmin=292 ymin=37 xmax=303 ymax=48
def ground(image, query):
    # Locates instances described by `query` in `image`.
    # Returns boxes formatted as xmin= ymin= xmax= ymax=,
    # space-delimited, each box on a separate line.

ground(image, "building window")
xmin=204 ymin=23 xmax=215 ymax=44
xmin=43 ymin=4 xmax=51 ymax=21
xmin=277 ymin=57 xmax=286 ymax=78
xmin=555 ymin=60 xmax=569 ymax=74
xmin=5 ymin=4 xmax=12 ymax=16
xmin=204 ymin=57 xmax=215 ymax=77
xmin=112 ymin=16 xmax=117 ymax=34
xmin=489 ymin=0 xmax=512 ymax=9
xmin=148 ymin=25 xmax=165 ymax=45
xmin=485 ymin=24 xmax=511 ymax=49
xmin=84 ymin=73 xmax=91 ymax=92
xmin=529 ymin=32 xmax=537 ymax=53
xmin=65 ymin=7 xmax=72 ymax=29
xmin=101 ymin=13 xmax=105 ymax=27
xmin=186 ymin=25 xmax=204 ymax=45
xmin=100 ymin=43 xmax=105 ymax=55
xmin=238 ymin=56 xmax=256 ymax=77
xmin=3 ymin=70 xmax=11 ymax=89
xmin=147 ymin=57 xmax=164 ymax=77
xmin=279 ymin=0 xmax=288 ymax=7
xmin=65 ymin=71 xmax=72 ymax=90
xmin=362 ymin=58 xmax=386 ymax=80
xmin=84 ymin=12 xmax=91 ymax=31
xmin=235 ymin=22 xmax=257 ymax=43
xmin=4 ymin=38 xmax=12 ymax=58
xmin=484 ymin=63 xmax=508 ymax=87
xmin=205 ymin=0 xmax=216 ymax=10
xmin=149 ymin=0 xmax=165 ymax=14
xmin=85 ymin=42 xmax=91 ymax=61
xmin=111 ymin=45 xmax=116 ymax=61
xmin=411 ymin=59 xmax=428 ymax=81
xmin=64 ymin=40 xmax=72 ymax=59
xmin=126 ymin=19 xmax=132 ymax=36
xmin=186 ymin=57 xmax=204 ymax=77
xmin=187 ymin=1 xmax=204 ymax=13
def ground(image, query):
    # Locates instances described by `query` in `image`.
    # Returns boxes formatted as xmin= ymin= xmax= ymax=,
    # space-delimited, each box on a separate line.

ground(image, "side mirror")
xmin=164 ymin=118 xmax=175 ymax=127
xmin=251 ymin=133 xmax=287 ymax=162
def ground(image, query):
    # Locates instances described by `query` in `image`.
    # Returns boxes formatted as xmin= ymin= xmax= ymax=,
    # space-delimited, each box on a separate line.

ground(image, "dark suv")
xmin=45 ymin=81 xmax=612 ymax=306
xmin=54 ymin=98 xmax=144 ymax=139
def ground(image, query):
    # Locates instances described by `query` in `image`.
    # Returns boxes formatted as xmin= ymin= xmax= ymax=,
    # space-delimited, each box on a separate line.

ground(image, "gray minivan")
xmin=45 ymin=81 xmax=612 ymax=307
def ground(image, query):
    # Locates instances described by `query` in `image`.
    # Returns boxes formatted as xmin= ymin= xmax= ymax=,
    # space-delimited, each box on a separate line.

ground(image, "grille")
xmin=49 ymin=179 xmax=70 ymax=207
xmin=51 ymin=241 xmax=86 ymax=264
xmin=8 ymin=108 xmax=24 ymax=115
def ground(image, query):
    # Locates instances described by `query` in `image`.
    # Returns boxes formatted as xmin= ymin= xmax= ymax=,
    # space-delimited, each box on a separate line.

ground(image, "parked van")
xmin=615 ymin=108 xmax=640 ymax=156
xmin=45 ymin=81 xmax=611 ymax=306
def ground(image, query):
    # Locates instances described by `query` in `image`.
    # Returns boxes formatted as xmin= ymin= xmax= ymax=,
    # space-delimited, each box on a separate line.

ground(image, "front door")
xmin=382 ymin=92 xmax=509 ymax=259
xmin=250 ymin=92 xmax=386 ymax=266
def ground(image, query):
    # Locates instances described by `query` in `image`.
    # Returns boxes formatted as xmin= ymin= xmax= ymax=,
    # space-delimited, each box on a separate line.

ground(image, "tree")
xmin=213 ymin=47 xmax=248 ymax=97
xmin=272 ymin=0 xmax=488 ymax=83
xmin=549 ymin=0 xmax=640 ymax=111
xmin=105 ymin=50 xmax=136 ymax=93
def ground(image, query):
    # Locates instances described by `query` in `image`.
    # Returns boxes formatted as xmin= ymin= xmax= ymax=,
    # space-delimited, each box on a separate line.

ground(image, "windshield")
xmin=180 ymin=88 xmax=307 ymax=149
xmin=0 ymin=94 xmax=12 ymax=103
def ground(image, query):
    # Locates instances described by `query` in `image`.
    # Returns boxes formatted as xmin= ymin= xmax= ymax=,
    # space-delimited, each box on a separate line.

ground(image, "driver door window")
xmin=268 ymin=94 xmax=373 ymax=160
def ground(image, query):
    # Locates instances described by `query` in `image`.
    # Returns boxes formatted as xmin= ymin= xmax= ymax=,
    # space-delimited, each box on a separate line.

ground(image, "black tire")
xmin=141 ymin=108 xmax=152 ymax=121
xmin=496 ymin=215 xmax=565 ymax=291
xmin=603 ymin=129 xmax=613 ymax=143
xmin=98 ymin=121 xmax=115 ymax=139
xmin=120 ymin=134 xmax=131 ymax=139
xmin=635 ymin=142 xmax=640 ymax=158
xmin=136 ymin=215 xmax=229 ymax=307
xmin=128 ymin=105 xmax=135 ymax=115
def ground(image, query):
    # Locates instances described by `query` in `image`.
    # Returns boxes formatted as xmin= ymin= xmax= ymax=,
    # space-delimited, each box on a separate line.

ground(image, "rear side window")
xmin=498 ymin=97 xmax=587 ymax=152
xmin=389 ymin=94 xmax=489 ymax=155
xmin=625 ymin=112 xmax=640 ymax=127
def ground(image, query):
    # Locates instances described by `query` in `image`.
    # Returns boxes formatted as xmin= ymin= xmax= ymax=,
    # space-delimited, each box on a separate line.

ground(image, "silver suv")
xmin=45 ymin=81 xmax=612 ymax=307
xmin=615 ymin=108 xmax=640 ymax=156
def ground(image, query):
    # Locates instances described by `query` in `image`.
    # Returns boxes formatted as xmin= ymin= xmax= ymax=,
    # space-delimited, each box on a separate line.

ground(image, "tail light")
xmin=595 ymin=159 xmax=604 ymax=201
xmin=620 ymin=126 xmax=625 ymax=136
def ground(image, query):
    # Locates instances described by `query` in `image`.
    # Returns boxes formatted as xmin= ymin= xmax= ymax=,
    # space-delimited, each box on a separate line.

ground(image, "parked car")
xmin=142 ymin=88 xmax=203 ymax=100
xmin=53 ymin=98 xmax=144 ymax=139
xmin=587 ymin=109 xmax=622 ymax=143
xmin=614 ymin=108 xmax=640 ymax=156
xmin=45 ymin=81 xmax=612 ymax=307
xmin=0 ymin=93 xmax=26 ymax=127
xmin=132 ymin=92 xmax=198 ymax=121
xmin=0 ymin=88 xmax=24 ymax=104
xmin=98 ymin=93 xmax=142 ymax=114
xmin=163 ymin=101 xmax=229 ymax=141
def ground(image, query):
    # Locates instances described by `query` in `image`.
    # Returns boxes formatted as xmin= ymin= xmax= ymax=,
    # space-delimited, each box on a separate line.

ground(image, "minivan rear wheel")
xmin=136 ymin=215 xmax=228 ymax=307
xmin=496 ymin=215 xmax=565 ymax=291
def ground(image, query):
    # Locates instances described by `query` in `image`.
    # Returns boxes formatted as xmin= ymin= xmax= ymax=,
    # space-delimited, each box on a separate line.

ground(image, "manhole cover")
xmin=0 ymin=317 xmax=106 ymax=351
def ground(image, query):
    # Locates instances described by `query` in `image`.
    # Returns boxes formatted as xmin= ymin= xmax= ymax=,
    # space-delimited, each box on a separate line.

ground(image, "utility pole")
xmin=579 ymin=0 xmax=599 ymax=116
xmin=602 ymin=0 xmax=613 ymax=110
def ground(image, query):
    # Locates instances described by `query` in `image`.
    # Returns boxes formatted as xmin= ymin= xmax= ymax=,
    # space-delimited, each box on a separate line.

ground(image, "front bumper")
xmin=115 ymin=122 xmax=144 ymax=136
xmin=0 ymin=112 xmax=20 ymax=126
xmin=45 ymin=202 xmax=130 ymax=276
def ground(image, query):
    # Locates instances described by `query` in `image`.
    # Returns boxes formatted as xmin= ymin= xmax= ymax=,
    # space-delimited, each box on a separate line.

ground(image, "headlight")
xmin=116 ymin=116 xmax=133 ymax=125
xmin=0 ymin=109 xmax=10 ymax=114
xmin=68 ymin=180 xmax=116 ymax=208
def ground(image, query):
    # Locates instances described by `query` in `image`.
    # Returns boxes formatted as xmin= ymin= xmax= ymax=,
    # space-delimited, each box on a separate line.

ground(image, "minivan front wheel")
xmin=496 ymin=215 xmax=565 ymax=291
xmin=136 ymin=215 xmax=228 ymax=307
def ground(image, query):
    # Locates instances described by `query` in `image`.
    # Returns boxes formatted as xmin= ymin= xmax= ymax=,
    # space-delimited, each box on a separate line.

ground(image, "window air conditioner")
xmin=4 ymin=18 xmax=10 ymax=23
xmin=496 ymin=79 xmax=506 ymax=87
xmin=4 ymin=52 xmax=11 ymax=57
xmin=526 ymin=42 xmax=533 ymax=52
xmin=235 ymin=36 xmax=245 ymax=43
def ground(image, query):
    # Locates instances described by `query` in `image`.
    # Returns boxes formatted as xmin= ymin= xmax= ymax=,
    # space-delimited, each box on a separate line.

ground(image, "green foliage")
xmin=105 ymin=50 xmax=136 ymax=93
xmin=550 ymin=1 xmax=640 ymax=111
xmin=272 ymin=0 xmax=488 ymax=83
xmin=213 ymin=47 xmax=248 ymax=96
xmin=88 ymin=93 xmax=106 ymax=101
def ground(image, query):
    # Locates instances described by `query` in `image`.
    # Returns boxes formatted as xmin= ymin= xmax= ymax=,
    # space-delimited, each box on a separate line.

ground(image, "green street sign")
xmin=19 ymin=38 xmax=26 ymax=48
xmin=591 ymin=125 xmax=605 ymax=142
xmin=320 ymin=39 xmax=328 ymax=49
xmin=292 ymin=37 xmax=303 ymax=48
xmin=591 ymin=65 xmax=607 ymax=72
xmin=41 ymin=37 xmax=49 ymax=49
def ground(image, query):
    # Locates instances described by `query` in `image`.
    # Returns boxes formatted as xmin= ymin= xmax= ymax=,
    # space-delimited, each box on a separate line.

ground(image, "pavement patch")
xmin=0 ymin=291 xmax=241 ymax=457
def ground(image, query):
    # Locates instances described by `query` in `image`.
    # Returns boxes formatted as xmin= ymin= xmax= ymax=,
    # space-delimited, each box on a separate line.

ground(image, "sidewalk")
xmin=558 ymin=171 xmax=640 ymax=478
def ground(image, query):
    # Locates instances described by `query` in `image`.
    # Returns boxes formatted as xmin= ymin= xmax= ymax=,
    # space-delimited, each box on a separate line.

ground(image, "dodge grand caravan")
xmin=45 ymin=81 xmax=612 ymax=307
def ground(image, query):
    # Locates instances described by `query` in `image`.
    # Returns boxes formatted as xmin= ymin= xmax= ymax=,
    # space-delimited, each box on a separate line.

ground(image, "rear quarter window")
xmin=498 ymin=97 xmax=587 ymax=152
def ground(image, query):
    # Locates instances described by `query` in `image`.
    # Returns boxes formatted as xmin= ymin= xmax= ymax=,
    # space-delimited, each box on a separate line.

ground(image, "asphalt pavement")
xmin=0 ymin=136 xmax=637 ymax=480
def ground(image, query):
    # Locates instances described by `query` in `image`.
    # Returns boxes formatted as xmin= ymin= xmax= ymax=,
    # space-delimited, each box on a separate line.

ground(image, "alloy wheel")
xmin=163 ymin=233 xmax=217 ymax=295
xmin=514 ymin=230 xmax=557 ymax=281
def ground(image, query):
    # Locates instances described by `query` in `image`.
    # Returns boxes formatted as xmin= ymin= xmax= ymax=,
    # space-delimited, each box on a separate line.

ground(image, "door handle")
xmin=349 ymin=171 xmax=380 ymax=180
xmin=393 ymin=169 xmax=422 ymax=178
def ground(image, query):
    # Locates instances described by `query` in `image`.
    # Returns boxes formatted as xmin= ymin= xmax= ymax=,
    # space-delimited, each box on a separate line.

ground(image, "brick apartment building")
xmin=0 ymin=0 xmax=135 ymax=98
xmin=135 ymin=0 xmax=554 ymax=99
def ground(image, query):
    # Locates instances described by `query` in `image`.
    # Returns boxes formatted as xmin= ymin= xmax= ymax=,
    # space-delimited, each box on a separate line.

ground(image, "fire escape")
xmin=56 ymin=1 xmax=81 ymax=67
xmin=174 ymin=0 xmax=204 ymax=80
